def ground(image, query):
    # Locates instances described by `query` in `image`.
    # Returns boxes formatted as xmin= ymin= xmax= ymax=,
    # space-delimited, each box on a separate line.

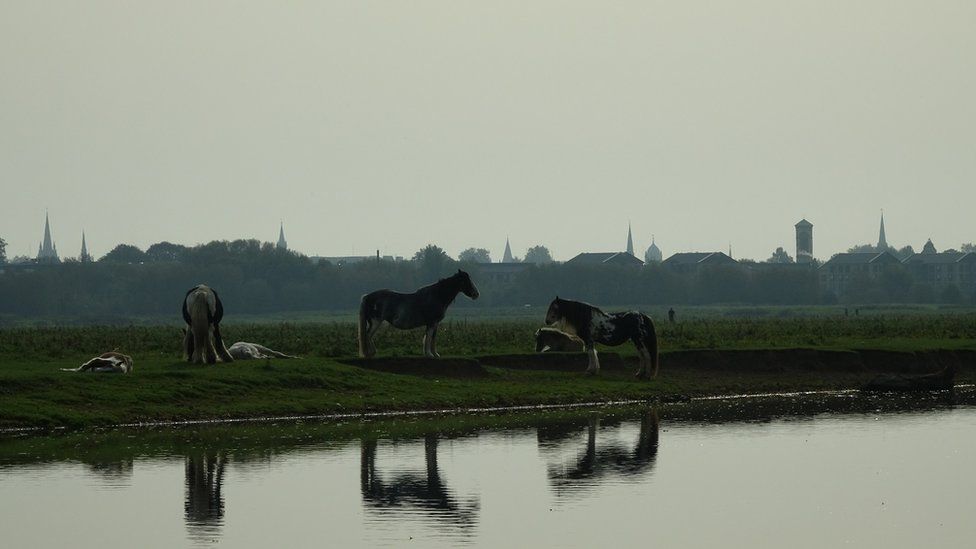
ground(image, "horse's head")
xmin=545 ymin=297 xmax=563 ymax=325
xmin=456 ymin=270 xmax=480 ymax=300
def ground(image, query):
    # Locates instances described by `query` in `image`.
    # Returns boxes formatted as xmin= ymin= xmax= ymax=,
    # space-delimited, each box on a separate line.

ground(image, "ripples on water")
xmin=2 ymin=389 xmax=975 ymax=548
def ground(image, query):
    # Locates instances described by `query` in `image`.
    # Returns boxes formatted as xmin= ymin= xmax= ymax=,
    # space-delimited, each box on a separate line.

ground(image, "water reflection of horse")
xmin=358 ymin=270 xmax=480 ymax=358
xmin=541 ymin=410 xmax=659 ymax=495
xmin=360 ymin=435 xmax=479 ymax=530
xmin=184 ymin=450 xmax=226 ymax=541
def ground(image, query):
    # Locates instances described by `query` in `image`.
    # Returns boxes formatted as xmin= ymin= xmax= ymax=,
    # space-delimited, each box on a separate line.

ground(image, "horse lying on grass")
xmin=182 ymin=284 xmax=234 ymax=364
xmin=534 ymin=327 xmax=585 ymax=352
xmin=544 ymin=297 xmax=659 ymax=379
xmin=359 ymin=270 xmax=480 ymax=358
xmin=227 ymin=342 xmax=300 ymax=360
xmin=61 ymin=351 xmax=133 ymax=374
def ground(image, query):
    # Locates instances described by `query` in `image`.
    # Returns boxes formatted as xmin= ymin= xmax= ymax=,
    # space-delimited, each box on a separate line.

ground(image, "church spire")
xmin=37 ymin=211 xmax=60 ymax=263
xmin=276 ymin=222 xmax=288 ymax=250
xmin=878 ymin=210 xmax=888 ymax=250
xmin=626 ymin=223 xmax=634 ymax=256
xmin=80 ymin=231 xmax=92 ymax=263
xmin=502 ymin=237 xmax=515 ymax=263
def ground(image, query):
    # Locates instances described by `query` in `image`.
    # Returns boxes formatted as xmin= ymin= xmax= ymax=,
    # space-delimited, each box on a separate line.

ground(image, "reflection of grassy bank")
xmin=2 ymin=345 xmax=974 ymax=430
xmin=3 ymin=389 xmax=972 ymax=466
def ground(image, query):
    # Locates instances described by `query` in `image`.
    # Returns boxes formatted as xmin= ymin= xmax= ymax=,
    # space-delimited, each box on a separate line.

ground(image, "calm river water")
xmin=2 ymin=391 xmax=975 ymax=548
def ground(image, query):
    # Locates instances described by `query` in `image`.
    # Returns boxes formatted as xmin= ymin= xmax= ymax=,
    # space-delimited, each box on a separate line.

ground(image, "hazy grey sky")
xmin=2 ymin=1 xmax=973 ymax=262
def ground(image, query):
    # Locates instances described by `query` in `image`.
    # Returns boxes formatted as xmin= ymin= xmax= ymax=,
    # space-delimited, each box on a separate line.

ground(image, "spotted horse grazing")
xmin=182 ymin=284 xmax=234 ymax=364
xmin=358 ymin=270 xmax=480 ymax=358
xmin=544 ymin=297 xmax=659 ymax=378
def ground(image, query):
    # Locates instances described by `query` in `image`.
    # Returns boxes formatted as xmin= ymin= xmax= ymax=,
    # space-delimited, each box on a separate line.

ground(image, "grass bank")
xmin=2 ymin=347 xmax=974 ymax=431
xmin=3 ymin=316 xmax=975 ymax=430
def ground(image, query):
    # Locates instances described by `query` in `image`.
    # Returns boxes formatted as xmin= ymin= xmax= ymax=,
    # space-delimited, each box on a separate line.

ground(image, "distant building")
xmin=310 ymin=253 xmax=402 ymax=266
xmin=36 ymin=212 xmax=60 ymax=264
xmin=626 ymin=223 xmax=635 ymax=256
xmin=795 ymin=219 xmax=813 ymax=264
xmin=79 ymin=232 xmax=93 ymax=263
xmin=878 ymin=211 xmax=888 ymax=250
xmin=902 ymin=241 xmax=976 ymax=294
xmin=662 ymin=252 xmax=737 ymax=274
xmin=566 ymin=252 xmax=645 ymax=267
xmin=475 ymin=262 xmax=531 ymax=284
xmin=276 ymin=223 xmax=288 ymax=251
xmin=502 ymin=238 xmax=515 ymax=263
xmin=818 ymin=251 xmax=901 ymax=295
xmin=644 ymin=236 xmax=662 ymax=263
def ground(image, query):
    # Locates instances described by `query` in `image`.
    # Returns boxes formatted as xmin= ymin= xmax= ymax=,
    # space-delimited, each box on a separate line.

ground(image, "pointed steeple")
xmin=626 ymin=223 xmax=635 ymax=256
xmin=37 ymin=211 xmax=60 ymax=263
xmin=878 ymin=210 xmax=888 ymax=250
xmin=276 ymin=222 xmax=288 ymax=250
xmin=80 ymin=232 xmax=92 ymax=263
xmin=502 ymin=237 xmax=515 ymax=263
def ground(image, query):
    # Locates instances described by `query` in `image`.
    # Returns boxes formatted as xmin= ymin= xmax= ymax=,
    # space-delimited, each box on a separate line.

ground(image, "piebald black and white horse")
xmin=544 ymin=297 xmax=659 ymax=378
xmin=359 ymin=270 xmax=480 ymax=358
xmin=182 ymin=284 xmax=234 ymax=364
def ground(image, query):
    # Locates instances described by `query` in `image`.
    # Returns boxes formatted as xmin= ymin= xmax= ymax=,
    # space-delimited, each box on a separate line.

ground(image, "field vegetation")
xmin=1 ymin=314 xmax=975 ymax=431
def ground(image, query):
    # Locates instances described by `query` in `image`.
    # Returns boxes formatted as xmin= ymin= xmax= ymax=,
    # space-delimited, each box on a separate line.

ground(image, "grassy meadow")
xmin=1 ymin=311 xmax=975 ymax=431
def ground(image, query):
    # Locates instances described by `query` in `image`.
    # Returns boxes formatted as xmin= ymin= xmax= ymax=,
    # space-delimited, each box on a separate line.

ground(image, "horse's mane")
xmin=556 ymin=298 xmax=605 ymax=318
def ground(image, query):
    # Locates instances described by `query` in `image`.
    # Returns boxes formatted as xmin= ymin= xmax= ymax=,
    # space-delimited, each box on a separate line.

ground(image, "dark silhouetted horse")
xmin=182 ymin=284 xmax=234 ymax=364
xmin=544 ymin=297 xmax=658 ymax=378
xmin=359 ymin=270 xmax=479 ymax=358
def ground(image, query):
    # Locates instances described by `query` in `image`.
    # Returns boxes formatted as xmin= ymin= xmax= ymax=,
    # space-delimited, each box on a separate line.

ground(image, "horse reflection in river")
xmin=358 ymin=270 xmax=480 ymax=358
xmin=360 ymin=434 xmax=480 ymax=531
xmin=541 ymin=410 xmax=659 ymax=496
xmin=184 ymin=450 xmax=227 ymax=541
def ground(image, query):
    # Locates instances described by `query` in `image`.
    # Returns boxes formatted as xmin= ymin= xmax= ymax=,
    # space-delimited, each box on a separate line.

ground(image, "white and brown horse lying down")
xmin=544 ymin=297 xmax=659 ymax=379
xmin=534 ymin=327 xmax=585 ymax=352
xmin=182 ymin=284 xmax=234 ymax=364
xmin=61 ymin=351 xmax=134 ymax=374
xmin=227 ymin=342 xmax=300 ymax=360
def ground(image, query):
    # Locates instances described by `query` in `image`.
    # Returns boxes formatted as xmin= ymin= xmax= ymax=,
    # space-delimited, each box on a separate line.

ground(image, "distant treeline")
xmin=0 ymin=239 xmax=971 ymax=320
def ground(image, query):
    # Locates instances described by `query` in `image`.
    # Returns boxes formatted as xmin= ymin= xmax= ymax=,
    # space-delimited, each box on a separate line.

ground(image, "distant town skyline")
xmin=2 ymin=3 xmax=974 ymax=262
xmin=10 ymin=210 xmax=970 ymax=265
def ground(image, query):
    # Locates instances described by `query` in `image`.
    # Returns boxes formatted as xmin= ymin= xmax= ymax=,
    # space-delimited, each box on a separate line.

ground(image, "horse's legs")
xmin=204 ymin=328 xmax=218 ymax=364
xmin=634 ymin=341 xmax=649 ymax=378
xmin=183 ymin=328 xmax=194 ymax=362
xmin=365 ymin=319 xmax=382 ymax=357
xmin=423 ymin=325 xmax=436 ymax=358
xmin=430 ymin=324 xmax=441 ymax=358
xmin=585 ymin=343 xmax=600 ymax=375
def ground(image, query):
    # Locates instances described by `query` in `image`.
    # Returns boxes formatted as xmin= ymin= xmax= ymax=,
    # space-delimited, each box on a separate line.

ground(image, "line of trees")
xmin=1 ymin=238 xmax=974 ymax=320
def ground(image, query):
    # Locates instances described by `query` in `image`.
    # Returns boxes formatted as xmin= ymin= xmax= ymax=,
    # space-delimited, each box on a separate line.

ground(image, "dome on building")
xmin=644 ymin=236 xmax=662 ymax=263
xmin=921 ymin=239 xmax=937 ymax=254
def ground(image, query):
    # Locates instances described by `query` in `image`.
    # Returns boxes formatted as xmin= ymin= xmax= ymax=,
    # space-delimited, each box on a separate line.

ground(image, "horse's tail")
xmin=642 ymin=313 xmax=659 ymax=378
xmin=358 ymin=295 xmax=371 ymax=358
xmin=187 ymin=289 xmax=213 ymax=363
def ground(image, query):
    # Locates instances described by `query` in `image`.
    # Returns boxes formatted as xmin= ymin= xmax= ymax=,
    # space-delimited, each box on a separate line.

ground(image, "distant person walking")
xmin=668 ymin=308 xmax=676 ymax=324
